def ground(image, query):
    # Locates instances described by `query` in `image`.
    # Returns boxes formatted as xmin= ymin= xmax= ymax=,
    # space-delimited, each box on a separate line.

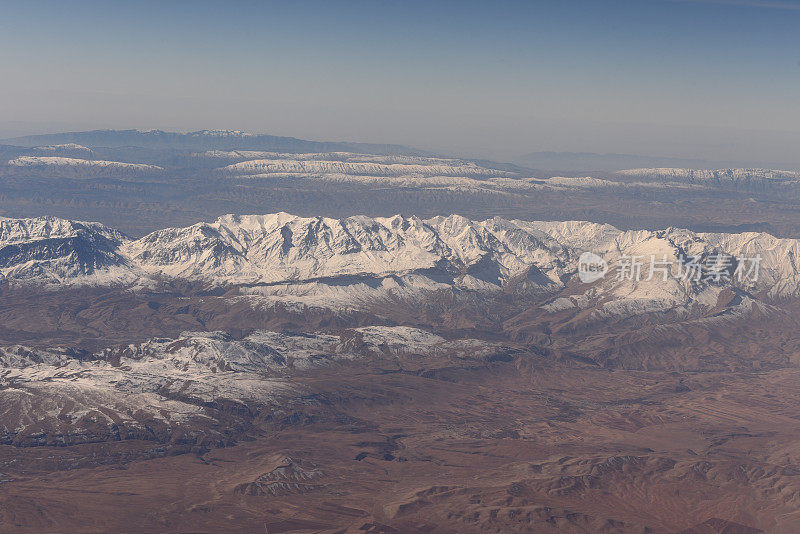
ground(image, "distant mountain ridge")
xmin=2 ymin=129 xmax=431 ymax=156
xmin=618 ymin=167 xmax=800 ymax=183
xmin=9 ymin=156 xmax=163 ymax=173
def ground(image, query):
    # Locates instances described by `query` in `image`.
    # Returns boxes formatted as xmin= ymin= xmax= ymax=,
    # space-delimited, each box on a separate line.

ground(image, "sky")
xmin=1 ymin=0 xmax=798 ymax=166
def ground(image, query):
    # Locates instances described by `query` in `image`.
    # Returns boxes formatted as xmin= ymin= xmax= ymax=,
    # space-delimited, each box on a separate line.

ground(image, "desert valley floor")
xmin=3 ymin=353 xmax=799 ymax=533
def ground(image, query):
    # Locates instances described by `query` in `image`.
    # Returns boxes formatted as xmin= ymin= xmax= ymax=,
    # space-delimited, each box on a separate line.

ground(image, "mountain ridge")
xmin=1 ymin=212 xmax=797 ymax=319
xmin=2 ymin=129 xmax=432 ymax=157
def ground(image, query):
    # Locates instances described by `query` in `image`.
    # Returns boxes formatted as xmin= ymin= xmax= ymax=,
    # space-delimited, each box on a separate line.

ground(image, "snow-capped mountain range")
xmin=220 ymin=158 xmax=511 ymax=178
xmin=1 ymin=213 xmax=799 ymax=316
xmin=31 ymin=143 xmax=95 ymax=156
xmin=8 ymin=156 xmax=163 ymax=173
xmin=618 ymin=168 xmax=800 ymax=184
xmin=6 ymin=139 xmax=799 ymax=199
xmin=0 ymin=326 xmax=504 ymax=446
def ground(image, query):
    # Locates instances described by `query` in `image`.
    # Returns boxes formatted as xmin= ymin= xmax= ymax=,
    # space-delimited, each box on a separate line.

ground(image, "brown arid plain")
xmin=2 ymin=284 xmax=800 ymax=533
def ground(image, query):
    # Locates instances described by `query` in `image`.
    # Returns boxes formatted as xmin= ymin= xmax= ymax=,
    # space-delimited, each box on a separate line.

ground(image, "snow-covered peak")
xmin=0 ymin=216 xmax=132 ymax=286
xmin=0 ymin=216 xmax=126 ymax=246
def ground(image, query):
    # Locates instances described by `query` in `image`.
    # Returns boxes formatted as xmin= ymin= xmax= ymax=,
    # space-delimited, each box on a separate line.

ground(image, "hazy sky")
xmin=1 ymin=0 xmax=799 ymax=165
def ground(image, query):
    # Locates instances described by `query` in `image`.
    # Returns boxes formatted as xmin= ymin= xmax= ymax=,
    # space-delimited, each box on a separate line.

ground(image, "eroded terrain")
xmin=2 ymin=132 xmax=800 ymax=532
xmin=2 ymin=346 xmax=798 ymax=533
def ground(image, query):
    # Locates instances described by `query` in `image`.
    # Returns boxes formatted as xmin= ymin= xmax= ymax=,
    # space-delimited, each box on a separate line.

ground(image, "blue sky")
xmin=1 ymin=0 xmax=798 ymax=165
